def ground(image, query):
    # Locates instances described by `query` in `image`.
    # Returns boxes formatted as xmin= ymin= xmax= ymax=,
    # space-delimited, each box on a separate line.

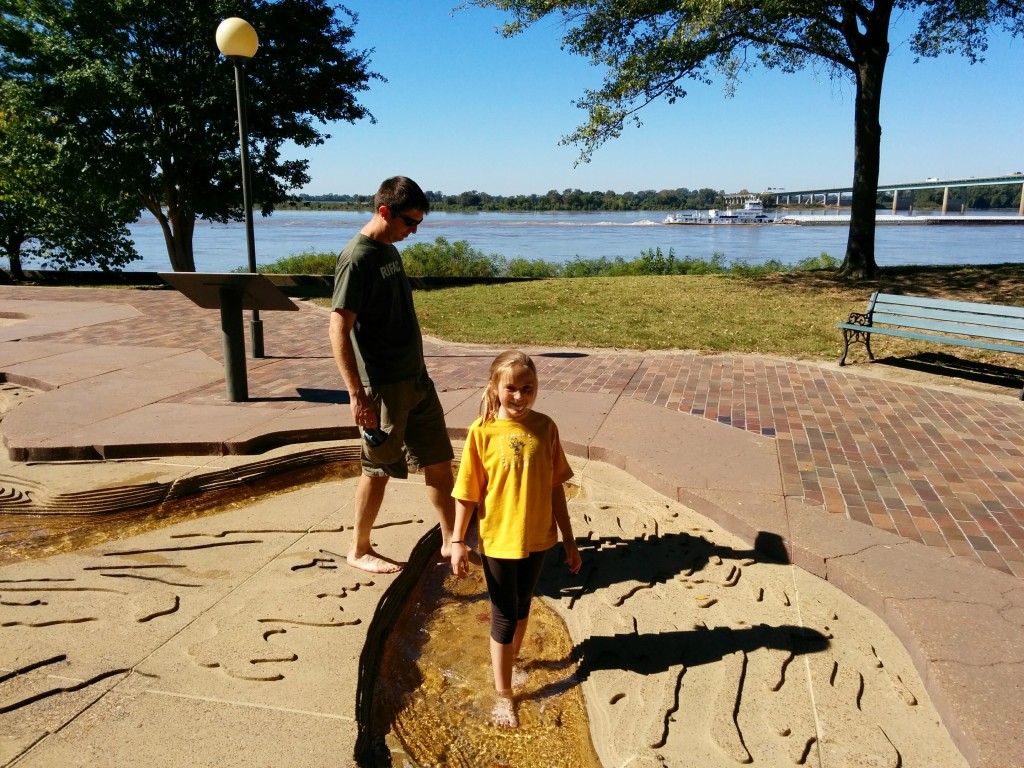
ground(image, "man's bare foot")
xmin=347 ymin=549 xmax=403 ymax=574
xmin=492 ymin=691 xmax=518 ymax=728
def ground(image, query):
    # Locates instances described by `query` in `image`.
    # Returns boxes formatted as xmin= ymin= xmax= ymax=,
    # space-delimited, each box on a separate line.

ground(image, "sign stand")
xmin=159 ymin=272 xmax=298 ymax=402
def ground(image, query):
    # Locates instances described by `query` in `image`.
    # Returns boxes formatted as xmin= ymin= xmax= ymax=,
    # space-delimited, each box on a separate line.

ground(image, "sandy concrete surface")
xmin=544 ymin=459 xmax=967 ymax=768
xmin=1 ymin=457 xmax=968 ymax=767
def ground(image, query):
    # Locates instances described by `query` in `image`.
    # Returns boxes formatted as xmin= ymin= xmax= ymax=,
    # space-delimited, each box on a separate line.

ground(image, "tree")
xmin=0 ymin=0 xmax=379 ymax=272
xmin=469 ymin=1 xmax=1024 ymax=278
xmin=0 ymin=84 xmax=138 ymax=280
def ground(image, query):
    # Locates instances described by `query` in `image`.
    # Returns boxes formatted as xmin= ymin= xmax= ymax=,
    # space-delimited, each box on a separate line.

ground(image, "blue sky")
xmin=289 ymin=2 xmax=1024 ymax=197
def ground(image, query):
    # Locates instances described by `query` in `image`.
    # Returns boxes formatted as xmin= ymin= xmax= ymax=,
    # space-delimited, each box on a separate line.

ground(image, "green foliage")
xmin=0 ymin=82 xmax=138 ymax=279
xmin=561 ymin=256 xmax=613 ymax=278
xmin=401 ymin=237 xmax=504 ymax=277
xmin=254 ymin=242 xmax=839 ymax=283
xmin=506 ymin=258 xmax=561 ymax=278
xmin=249 ymin=251 xmax=337 ymax=274
xmin=0 ymin=0 xmax=379 ymax=271
xmin=794 ymin=252 xmax=841 ymax=271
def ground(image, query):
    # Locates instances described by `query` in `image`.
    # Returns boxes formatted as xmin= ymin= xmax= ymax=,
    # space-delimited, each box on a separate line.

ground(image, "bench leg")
xmin=838 ymin=326 xmax=874 ymax=366
xmin=839 ymin=335 xmax=850 ymax=366
xmin=838 ymin=313 xmax=873 ymax=366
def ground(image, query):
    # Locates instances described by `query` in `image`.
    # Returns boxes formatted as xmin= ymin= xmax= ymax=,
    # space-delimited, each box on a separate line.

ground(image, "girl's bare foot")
xmin=511 ymin=665 xmax=528 ymax=690
xmin=492 ymin=690 xmax=518 ymax=728
xmin=347 ymin=549 xmax=403 ymax=574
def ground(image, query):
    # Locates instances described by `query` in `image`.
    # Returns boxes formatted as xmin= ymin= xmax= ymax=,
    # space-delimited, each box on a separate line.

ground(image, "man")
xmin=329 ymin=176 xmax=455 ymax=573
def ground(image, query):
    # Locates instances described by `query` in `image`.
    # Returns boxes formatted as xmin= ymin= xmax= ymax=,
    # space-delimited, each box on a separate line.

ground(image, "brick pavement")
xmin=9 ymin=284 xmax=1024 ymax=578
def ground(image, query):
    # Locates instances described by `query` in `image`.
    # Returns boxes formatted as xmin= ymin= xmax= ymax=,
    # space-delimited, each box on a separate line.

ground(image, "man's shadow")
xmin=528 ymin=530 xmax=822 ymax=698
xmin=532 ymin=623 xmax=829 ymax=703
xmin=572 ymin=623 xmax=828 ymax=680
xmin=524 ymin=623 xmax=829 ymax=702
xmin=537 ymin=530 xmax=787 ymax=607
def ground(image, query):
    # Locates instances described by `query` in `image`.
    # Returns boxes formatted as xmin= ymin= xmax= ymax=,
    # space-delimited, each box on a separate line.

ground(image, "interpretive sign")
xmin=159 ymin=272 xmax=298 ymax=402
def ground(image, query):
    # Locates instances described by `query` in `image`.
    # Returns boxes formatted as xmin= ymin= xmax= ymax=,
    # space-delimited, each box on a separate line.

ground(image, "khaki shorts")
xmin=361 ymin=370 xmax=454 ymax=478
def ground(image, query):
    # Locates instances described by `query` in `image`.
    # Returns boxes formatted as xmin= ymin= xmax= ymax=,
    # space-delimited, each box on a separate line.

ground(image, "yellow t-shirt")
xmin=452 ymin=410 xmax=573 ymax=559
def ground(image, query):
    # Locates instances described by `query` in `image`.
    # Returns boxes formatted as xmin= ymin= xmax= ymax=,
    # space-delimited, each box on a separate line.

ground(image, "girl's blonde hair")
xmin=480 ymin=350 xmax=537 ymax=422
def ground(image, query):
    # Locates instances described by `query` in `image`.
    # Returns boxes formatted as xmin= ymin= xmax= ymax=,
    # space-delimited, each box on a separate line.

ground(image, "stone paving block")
xmin=0 ymin=300 xmax=138 ymax=342
xmin=2 ymin=351 xmax=222 ymax=447
xmin=594 ymin=395 xmax=782 ymax=496
xmin=0 ymin=341 xmax=89 ymax=371
xmin=1 ymin=345 xmax=175 ymax=390
xmin=677 ymin=488 xmax=791 ymax=563
xmin=226 ymin=406 xmax=347 ymax=454
xmin=442 ymin=387 xmax=484 ymax=440
xmin=924 ymin=659 xmax=1024 ymax=768
xmin=8 ymin=681 xmax=358 ymax=768
xmin=0 ymin=665 xmax=126 ymax=766
xmin=785 ymin=497 xmax=916 ymax=579
xmin=534 ymin=390 xmax=618 ymax=458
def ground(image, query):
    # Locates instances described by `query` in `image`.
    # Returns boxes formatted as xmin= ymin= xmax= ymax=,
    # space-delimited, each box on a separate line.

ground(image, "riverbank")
xmin=781 ymin=213 xmax=1024 ymax=225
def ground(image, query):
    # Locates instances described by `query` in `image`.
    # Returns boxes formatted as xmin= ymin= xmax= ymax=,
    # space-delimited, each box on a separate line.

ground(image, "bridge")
xmin=726 ymin=173 xmax=1024 ymax=215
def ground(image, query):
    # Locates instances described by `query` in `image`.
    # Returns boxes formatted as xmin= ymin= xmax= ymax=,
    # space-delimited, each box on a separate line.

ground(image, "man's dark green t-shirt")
xmin=332 ymin=233 xmax=425 ymax=386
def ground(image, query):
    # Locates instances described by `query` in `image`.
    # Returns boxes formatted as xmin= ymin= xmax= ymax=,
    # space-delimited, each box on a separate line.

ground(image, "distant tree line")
xmin=906 ymin=185 xmax=1022 ymax=210
xmin=293 ymin=184 xmax=1023 ymax=213
xmin=296 ymin=187 xmax=727 ymax=211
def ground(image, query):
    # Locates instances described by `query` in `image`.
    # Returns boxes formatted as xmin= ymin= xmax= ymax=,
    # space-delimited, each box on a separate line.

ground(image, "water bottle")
xmin=363 ymin=427 xmax=388 ymax=447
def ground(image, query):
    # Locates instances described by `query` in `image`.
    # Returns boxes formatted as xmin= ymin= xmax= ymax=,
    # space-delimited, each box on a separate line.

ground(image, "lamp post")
xmin=216 ymin=17 xmax=264 ymax=358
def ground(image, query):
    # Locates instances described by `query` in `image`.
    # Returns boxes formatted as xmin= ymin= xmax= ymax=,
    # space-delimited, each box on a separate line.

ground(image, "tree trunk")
xmin=2 ymin=236 xmax=27 ymax=282
xmin=839 ymin=6 xmax=891 ymax=280
xmin=140 ymin=192 xmax=197 ymax=272
xmin=9 ymin=251 xmax=23 ymax=282
xmin=166 ymin=208 xmax=197 ymax=273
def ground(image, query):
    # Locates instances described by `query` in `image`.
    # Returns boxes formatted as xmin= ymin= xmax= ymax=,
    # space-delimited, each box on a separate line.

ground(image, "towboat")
xmin=663 ymin=197 xmax=777 ymax=224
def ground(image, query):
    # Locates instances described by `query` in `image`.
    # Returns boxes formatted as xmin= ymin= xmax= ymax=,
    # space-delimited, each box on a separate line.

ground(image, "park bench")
xmin=837 ymin=291 xmax=1024 ymax=399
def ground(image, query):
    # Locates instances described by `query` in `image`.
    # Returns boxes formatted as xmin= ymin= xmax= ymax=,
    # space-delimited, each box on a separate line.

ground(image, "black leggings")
xmin=481 ymin=551 xmax=548 ymax=645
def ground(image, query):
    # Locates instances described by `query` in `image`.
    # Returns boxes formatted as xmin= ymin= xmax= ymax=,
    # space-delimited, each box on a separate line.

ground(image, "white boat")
xmin=663 ymin=197 xmax=778 ymax=225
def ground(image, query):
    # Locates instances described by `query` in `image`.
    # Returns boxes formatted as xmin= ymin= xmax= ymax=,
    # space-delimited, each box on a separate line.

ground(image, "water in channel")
xmin=373 ymin=557 xmax=602 ymax=768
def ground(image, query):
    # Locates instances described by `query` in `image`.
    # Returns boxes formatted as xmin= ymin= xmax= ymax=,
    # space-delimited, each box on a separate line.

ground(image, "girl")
xmin=450 ymin=350 xmax=582 ymax=728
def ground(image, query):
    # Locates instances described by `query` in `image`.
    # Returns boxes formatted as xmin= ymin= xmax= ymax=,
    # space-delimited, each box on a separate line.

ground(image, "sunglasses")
xmin=391 ymin=209 xmax=422 ymax=228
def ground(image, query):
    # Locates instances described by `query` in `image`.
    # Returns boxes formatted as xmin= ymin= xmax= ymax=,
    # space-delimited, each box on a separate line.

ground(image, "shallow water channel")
xmin=0 ymin=461 xmax=361 ymax=566
xmin=373 ymin=555 xmax=602 ymax=768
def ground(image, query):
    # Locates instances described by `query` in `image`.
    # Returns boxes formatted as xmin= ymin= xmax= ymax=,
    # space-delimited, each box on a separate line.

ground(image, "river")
xmin=117 ymin=209 xmax=1024 ymax=272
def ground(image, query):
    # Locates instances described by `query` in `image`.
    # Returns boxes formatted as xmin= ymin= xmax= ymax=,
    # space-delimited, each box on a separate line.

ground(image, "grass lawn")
xmin=324 ymin=264 xmax=1024 ymax=369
